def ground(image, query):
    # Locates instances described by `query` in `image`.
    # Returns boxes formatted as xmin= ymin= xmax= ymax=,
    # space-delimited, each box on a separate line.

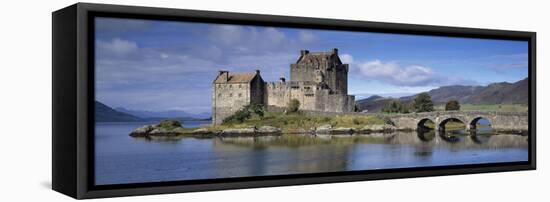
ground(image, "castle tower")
xmin=212 ymin=70 xmax=264 ymax=125
xmin=290 ymin=48 xmax=349 ymax=94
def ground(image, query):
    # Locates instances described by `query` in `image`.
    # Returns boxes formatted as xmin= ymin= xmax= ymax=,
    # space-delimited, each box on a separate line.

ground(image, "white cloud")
xmin=356 ymin=59 xmax=437 ymax=86
xmin=340 ymin=53 xmax=354 ymax=64
xmin=95 ymin=24 xmax=322 ymax=113
xmin=96 ymin=38 xmax=138 ymax=56
xmin=298 ymin=31 xmax=317 ymax=43
xmin=208 ymin=25 xmax=288 ymax=52
xmin=344 ymin=55 xmax=476 ymax=87
xmin=209 ymin=25 xmax=243 ymax=45
xmin=486 ymin=53 xmax=528 ymax=73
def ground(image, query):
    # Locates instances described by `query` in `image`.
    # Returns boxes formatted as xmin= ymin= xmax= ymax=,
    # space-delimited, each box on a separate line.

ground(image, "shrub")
xmin=445 ymin=100 xmax=460 ymax=111
xmin=222 ymin=104 xmax=265 ymax=124
xmin=158 ymin=120 xmax=182 ymax=130
xmin=286 ymin=99 xmax=300 ymax=113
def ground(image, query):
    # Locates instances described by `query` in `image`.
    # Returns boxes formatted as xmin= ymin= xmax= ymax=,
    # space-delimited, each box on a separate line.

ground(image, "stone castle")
xmin=212 ymin=48 xmax=355 ymax=124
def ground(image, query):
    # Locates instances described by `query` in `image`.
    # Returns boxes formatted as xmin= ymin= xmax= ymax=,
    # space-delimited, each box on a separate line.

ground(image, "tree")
xmin=286 ymin=99 xmax=300 ymax=113
xmin=413 ymin=92 xmax=434 ymax=112
xmin=381 ymin=100 xmax=411 ymax=114
xmin=445 ymin=100 xmax=460 ymax=111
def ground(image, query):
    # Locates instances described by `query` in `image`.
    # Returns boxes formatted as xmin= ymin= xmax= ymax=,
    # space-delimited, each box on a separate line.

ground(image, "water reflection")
xmin=95 ymin=122 xmax=529 ymax=185
xmin=209 ymin=130 xmax=527 ymax=149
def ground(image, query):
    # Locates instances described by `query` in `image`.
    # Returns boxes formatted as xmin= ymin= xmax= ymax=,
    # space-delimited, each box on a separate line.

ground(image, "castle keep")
xmin=212 ymin=48 xmax=355 ymax=124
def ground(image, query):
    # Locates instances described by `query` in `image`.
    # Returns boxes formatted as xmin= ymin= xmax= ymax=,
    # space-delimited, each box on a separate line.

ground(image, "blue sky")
xmin=95 ymin=17 xmax=528 ymax=114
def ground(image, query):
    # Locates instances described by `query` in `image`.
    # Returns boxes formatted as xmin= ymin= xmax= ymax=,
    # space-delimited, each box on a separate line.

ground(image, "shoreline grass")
xmin=209 ymin=111 xmax=388 ymax=133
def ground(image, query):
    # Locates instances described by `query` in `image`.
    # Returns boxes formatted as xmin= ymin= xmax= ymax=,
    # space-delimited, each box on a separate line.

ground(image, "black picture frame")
xmin=52 ymin=3 xmax=536 ymax=199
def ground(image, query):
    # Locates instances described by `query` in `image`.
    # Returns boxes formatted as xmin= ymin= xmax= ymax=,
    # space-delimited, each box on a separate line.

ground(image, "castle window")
xmin=218 ymin=93 xmax=222 ymax=97
xmin=229 ymin=93 xmax=233 ymax=97
xmin=229 ymin=85 xmax=232 ymax=89
xmin=238 ymin=93 xmax=242 ymax=97
xmin=238 ymin=84 xmax=242 ymax=88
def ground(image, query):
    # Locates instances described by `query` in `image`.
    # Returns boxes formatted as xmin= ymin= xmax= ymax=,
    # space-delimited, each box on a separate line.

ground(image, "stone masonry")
xmin=212 ymin=48 xmax=355 ymax=124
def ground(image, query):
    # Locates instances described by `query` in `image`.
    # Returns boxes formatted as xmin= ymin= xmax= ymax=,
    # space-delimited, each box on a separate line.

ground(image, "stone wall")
xmin=264 ymin=81 xmax=290 ymax=108
xmin=212 ymin=49 xmax=356 ymax=125
xmin=264 ymin=81 xmax=355 ymax=113
xmin=212 ymin=82 xmax=257 ymax=125
xmin=384 ymin=111 xmax=529 ymax=132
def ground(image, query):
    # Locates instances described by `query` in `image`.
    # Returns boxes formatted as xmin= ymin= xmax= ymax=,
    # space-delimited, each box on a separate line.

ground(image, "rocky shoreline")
xmin=129 ymin=120 xmax=401 ymax=138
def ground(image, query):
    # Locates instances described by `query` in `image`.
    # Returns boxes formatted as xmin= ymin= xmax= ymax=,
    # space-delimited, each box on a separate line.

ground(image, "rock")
xmin=331 ymin=127 xmax=354 ymax=135
xmin=384 ymin=125 xmax=397 ymax=131
xmin=221 ymin=128 xmax=256 ymax=136
xmin=149 ymin=128 xmax=175 ymax=136
xmin=360 ymin=124 xmax=396 ymax=133
xmin=129 ymin=124 xmax=155 ymax=137
xmin=315 ymin=124 xmax=333 ymax=134
xmin=192 ymin=128 xmax=212 ymax=134
xmin=257 ymin=126 xmax=282 ymax=134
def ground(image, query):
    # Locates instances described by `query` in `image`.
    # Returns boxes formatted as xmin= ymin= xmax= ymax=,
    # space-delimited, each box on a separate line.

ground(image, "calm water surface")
xmin=95 ymin=121 xmax=528 ymax=185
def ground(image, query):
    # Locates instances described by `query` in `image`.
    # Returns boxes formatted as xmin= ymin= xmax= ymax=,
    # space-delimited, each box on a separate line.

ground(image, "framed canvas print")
xmin=52 ymin=3 xmax=536 ymax=199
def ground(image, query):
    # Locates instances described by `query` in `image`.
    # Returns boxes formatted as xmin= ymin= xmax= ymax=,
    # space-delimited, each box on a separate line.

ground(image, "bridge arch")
xmin=438 ymin=117 xmax=467 ymax=131
xmin=469 ymin=116 xmax=492 ymax=131
xmin=417 ymin=118 xmax=435 ymax=131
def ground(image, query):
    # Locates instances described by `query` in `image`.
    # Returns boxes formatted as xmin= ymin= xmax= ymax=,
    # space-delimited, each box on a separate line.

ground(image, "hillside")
xmin=95 ymin=101 xmax=143 ymax=122
xmin=115 ymin=108 xmax=211 ymax=120
xmin=355 ymin=95 xmax=390 ymax=113
xmin=357 ymin=78 xmax=528 ymax=112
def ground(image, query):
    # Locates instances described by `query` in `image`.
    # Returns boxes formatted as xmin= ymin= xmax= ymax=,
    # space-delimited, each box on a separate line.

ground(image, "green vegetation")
xmin=220 ymin=111 xmax=387 ymax=133
xmin=413 ymin=92 xmax=434 ymax=112
xmin=286 ymin=99 xmax=300 ymax=113
xmin=445 ymin=100 xmax=460 ymax=111
xmin=223 ymin=104 xmax=265 ymax=124
xmin=381 ymin=99 xmax=411 ymax=114
xmin=158 ymin=120 xmax=182 ymax=130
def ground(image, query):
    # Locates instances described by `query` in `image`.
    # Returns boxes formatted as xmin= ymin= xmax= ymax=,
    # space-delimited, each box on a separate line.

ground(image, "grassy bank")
xmin=214 ymin=111 xmax=388 ymax=133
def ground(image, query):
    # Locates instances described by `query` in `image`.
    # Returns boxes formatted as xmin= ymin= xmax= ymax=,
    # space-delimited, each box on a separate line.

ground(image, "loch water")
xmin=95 ymin=121 xmax=528 ymax=185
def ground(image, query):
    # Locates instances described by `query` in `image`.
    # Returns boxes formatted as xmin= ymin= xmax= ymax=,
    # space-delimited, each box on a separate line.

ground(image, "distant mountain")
xmin=115 ymin=108 xmax=211 ymax=120
xmin=357 ymin=78 xmax=528 ymax=113
xmin=95 ymin=101 xmax=143 ymax=122
xmin=355 ymin=95 xmax=390 ymax=113
xmin=423 ymin=78 xmax=528 ymax=104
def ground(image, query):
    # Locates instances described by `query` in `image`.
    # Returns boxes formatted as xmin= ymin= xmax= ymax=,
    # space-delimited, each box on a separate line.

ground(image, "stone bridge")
xmin=383 ymin=111 xmax=528 ymax=132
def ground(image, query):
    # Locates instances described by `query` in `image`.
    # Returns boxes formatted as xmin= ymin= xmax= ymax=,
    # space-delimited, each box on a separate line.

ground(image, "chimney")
xmin=219 ymin=70 xmax=229 ymax=82
xmin=300 ymin=50 xmax=310 ymax=56
xmin=279 ymin=77 xmax=286 ymax=82
xmin=332 ymin=48 xmax=338 ymax=55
